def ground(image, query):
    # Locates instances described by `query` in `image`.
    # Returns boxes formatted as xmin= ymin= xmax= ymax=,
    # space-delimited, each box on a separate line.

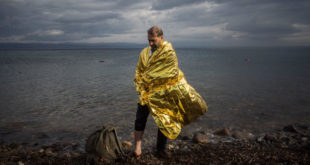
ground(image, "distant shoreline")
xmin=1 ymin=43 xmax=310 ymax=50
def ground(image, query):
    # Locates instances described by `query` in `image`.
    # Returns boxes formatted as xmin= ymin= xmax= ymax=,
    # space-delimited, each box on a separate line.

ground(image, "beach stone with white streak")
xmin=193 ymin=132 xmax=210 ymax=144
xmin=214 ymin=128 xmax=230 ymax=136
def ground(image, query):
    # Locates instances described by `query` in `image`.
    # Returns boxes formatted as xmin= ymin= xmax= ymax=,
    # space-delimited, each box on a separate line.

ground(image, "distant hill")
xmin=0 ymin=42 xmax=146 ymax=50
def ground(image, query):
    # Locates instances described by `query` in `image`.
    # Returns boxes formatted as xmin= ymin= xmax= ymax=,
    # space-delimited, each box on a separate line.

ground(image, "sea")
xmin=0 ymin=47 xmax=310 ymax=149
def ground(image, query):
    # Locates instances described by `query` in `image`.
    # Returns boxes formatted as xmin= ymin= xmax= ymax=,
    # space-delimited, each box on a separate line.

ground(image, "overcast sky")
xmin=1 ymin=0 xmax=310 ymax=47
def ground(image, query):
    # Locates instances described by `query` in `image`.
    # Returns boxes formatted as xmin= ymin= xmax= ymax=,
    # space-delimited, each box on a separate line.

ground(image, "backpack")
xmin=85 ymin=126 xmax=124 ymax=164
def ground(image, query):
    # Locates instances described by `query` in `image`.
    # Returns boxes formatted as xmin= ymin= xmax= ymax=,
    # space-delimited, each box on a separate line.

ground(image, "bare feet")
xmin=134 ymin=149 xmax=142 ymax=157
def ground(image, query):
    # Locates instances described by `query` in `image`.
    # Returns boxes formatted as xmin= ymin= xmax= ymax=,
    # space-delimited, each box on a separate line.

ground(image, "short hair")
xmin=147 ymin=26 xmax=163 ymax=37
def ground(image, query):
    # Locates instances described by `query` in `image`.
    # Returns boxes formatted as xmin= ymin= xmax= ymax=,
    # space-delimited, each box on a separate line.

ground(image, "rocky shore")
xmin=1 ymin=124 xmax=309 ymax=164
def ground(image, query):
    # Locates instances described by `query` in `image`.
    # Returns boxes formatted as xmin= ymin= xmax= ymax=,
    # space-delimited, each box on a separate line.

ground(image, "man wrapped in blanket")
xmin=133 ymin=26 xmax=207 ymax=158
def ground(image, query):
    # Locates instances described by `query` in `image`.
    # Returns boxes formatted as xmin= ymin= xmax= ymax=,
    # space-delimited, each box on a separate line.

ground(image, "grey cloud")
xmin=152 ymin=0 xmax=206 ymax=10
xmin=55 ymin=13 xmax=121 ymax=24
xmin=0 ymin=0 xmax=309 ymax=46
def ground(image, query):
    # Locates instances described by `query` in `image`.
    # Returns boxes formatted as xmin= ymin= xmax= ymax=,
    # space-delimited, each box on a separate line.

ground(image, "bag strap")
xmin=102 ymin=126 xmax=124 ymax=155
xmin=111 ymin=127 xmax=124 ymax=155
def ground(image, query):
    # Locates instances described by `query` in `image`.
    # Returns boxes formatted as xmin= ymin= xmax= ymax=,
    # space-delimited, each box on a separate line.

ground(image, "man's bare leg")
xmin=134 ymin=130 xmax=144 ymax=156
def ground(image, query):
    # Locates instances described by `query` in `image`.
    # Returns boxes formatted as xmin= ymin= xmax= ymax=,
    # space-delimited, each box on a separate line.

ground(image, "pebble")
xmin=214 ymin=128 xmax=230 ymax=136
xmin=18 ymin=161 xmax=24 ymax=165
xmin=283 ymin=124 xmax=298 ymax=133
xmin=122 ymin=141 xmax=132 ymax=147
xmin=72 ymin=152 xmax=80 ymax=157
xmin=232 ymin=131 xmax=246 ymax=139
xmin=62 ymin=152 xmax=71 ymax=158
xmin=193 ymin=132 xmax=210 ymax=144
xmin=264 ymin=134 xmax=277 ymax=142
xmin=45 ymin=148 xmax=57 ymax=157
xmin=39 ymin=149 xmax=44 ymax=153
xmin=302 ymin=137 xmax=308 ymax=142
xmin=130 ymin=132 xmax=134 ymax=139
xmin=257 ymin=136 xmax=264 ymax=142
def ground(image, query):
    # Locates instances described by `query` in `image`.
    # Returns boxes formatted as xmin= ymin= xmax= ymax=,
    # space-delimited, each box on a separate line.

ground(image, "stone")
xmin=233 ymin=131 xmax=255 ymax=140
xmin=214 ymin=128 xmax=230 ymax=136
xmin=130 ymin=132 xmax=134 ymax=139
xmin=168 ymin=144 xmax=174 ymax=150
xmin=257 ymin=136 xmax=264 ymax=142
xmin=45 ymin=148 xmax=57 ymax=157
xmin=283 ymin=124 xmax=298 ymax=133
xmin=18 ymin=161 xmax=24 ymax=165
xmin=283 ymin=124 xmax=307 ymax=136
xmin=72 ymin=142 xmax=80 ymax=150
xmin=62 ymin=152 xmax=71 ymax=158
xmin=72 ymin=152 xmax=80 ymax=157
xmin=122 ymin=141 xmax=132 ymax=147
xmin=302 ymin=137 xmax=308 ymax=142
xmin=39 ymin=149 xmax=44 ymax=153
xmin=264 ymin=134 xmax=277 ymax=142
xmin=232 ymin=131 xmax=245 ymax=139
xmin=193 ymin=132 xmax=210 ymax=144
xmin=9 ymin=142 xmax=20 ymax=149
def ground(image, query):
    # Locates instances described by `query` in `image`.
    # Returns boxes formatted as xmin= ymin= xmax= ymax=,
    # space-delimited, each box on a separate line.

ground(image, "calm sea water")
xmin=0 ymin=47 xmax=310 ymax=148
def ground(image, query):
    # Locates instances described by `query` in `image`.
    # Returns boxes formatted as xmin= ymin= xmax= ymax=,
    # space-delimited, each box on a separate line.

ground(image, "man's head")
xmin=147 ymin=26 xmax=163 ymax=52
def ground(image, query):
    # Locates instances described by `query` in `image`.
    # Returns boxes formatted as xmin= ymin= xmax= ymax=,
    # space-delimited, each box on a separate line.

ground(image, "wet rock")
xmin=61 ymin=152 xmax=71 ymax=158
xmin=39 ymin=149 xmax=44 ymax=154
xmin=53 ymin=142 xmax=63 ymax=151
xmin=257 ymin=136 xmax=264 ymax=142
xmin=221 ymin=137 xmax=234 ymax=143
xmin=45 ymin=148 xmax=57 ymax=157
xmin=72 ymin=142 xmax=80 ymax=150
xmin=232 ymin=131 xmax=246 ymax=139
xmin=130 ymin=132 xmax=134 ymax=139
xmin=283 ymin=124 xmax=308 ymax=136
xmin=264 ymin=134 xmax=277 ymax=142
xmin=214 ymin=128 xmax=230 ymax=136
xmin=302 ymin=137 xmax=308 ymax=142
xmin=8 ymin=142 xmax=20 ymax=149
xmin=168 ymin=144 xmax=174 ymax=150
xmin=284 ymin=124 xmax=298 ymax=133
xmin=63 ymin=142 xmax=72 ymax=147
xmin=72 ymin=152 xmax=80 ymax=157
xmin=193 ymin=132 xmax=210 ymax=144
xmin=122 ymin=141 xmax=132 ymax=147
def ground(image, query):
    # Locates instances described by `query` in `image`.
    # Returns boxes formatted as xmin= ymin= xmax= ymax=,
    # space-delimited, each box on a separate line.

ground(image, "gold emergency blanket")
xmin=134 ymin=41 xmax=207 ymax=139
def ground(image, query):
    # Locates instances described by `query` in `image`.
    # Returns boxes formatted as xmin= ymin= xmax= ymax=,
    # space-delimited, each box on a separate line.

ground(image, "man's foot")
xmin=134 ymin=149 xmax=142 ymax=157
xmin=156 ymin=150 xmax=171 ymax=159
xmin=130 ymin=151 xmax=141 ymax=160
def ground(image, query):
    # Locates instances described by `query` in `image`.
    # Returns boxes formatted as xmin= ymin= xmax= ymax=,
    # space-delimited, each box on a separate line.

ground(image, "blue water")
xmin=0 ymin=47 xmax=310 ymax=148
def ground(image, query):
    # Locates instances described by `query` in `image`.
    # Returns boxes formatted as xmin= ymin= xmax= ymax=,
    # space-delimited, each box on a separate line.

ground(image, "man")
xmin=134 ymin=26 xmax=207 ymax=158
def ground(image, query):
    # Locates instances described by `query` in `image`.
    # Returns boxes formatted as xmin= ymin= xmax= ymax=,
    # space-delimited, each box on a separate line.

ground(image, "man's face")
xmin=148 ymin=34 xmax=163 ymax=51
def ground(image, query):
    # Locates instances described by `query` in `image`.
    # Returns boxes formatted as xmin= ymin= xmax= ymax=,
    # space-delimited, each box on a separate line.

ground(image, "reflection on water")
xmin=0 ymin=47 xmax=310 ymax=148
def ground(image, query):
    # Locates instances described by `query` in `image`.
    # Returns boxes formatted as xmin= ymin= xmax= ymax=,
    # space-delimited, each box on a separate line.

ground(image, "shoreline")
xmin=0 ymin=123 xmax=309 ymax=164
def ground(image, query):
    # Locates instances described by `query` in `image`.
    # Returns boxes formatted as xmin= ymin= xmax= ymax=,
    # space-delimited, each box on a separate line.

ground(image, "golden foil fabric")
xmin=134 ymin=41 xmax=207 ymax=139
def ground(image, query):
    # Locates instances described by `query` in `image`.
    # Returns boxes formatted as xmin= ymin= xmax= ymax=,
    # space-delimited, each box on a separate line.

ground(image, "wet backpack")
xmin=85 ymin=126 xmax=124 ymax=164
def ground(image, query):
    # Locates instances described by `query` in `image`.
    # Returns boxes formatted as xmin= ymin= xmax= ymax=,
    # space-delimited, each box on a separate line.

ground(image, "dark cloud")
xmin=0 ymin=0 xmax=309 ymax=46
xmin=151 ymin=0 xmax=206 ymax=10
